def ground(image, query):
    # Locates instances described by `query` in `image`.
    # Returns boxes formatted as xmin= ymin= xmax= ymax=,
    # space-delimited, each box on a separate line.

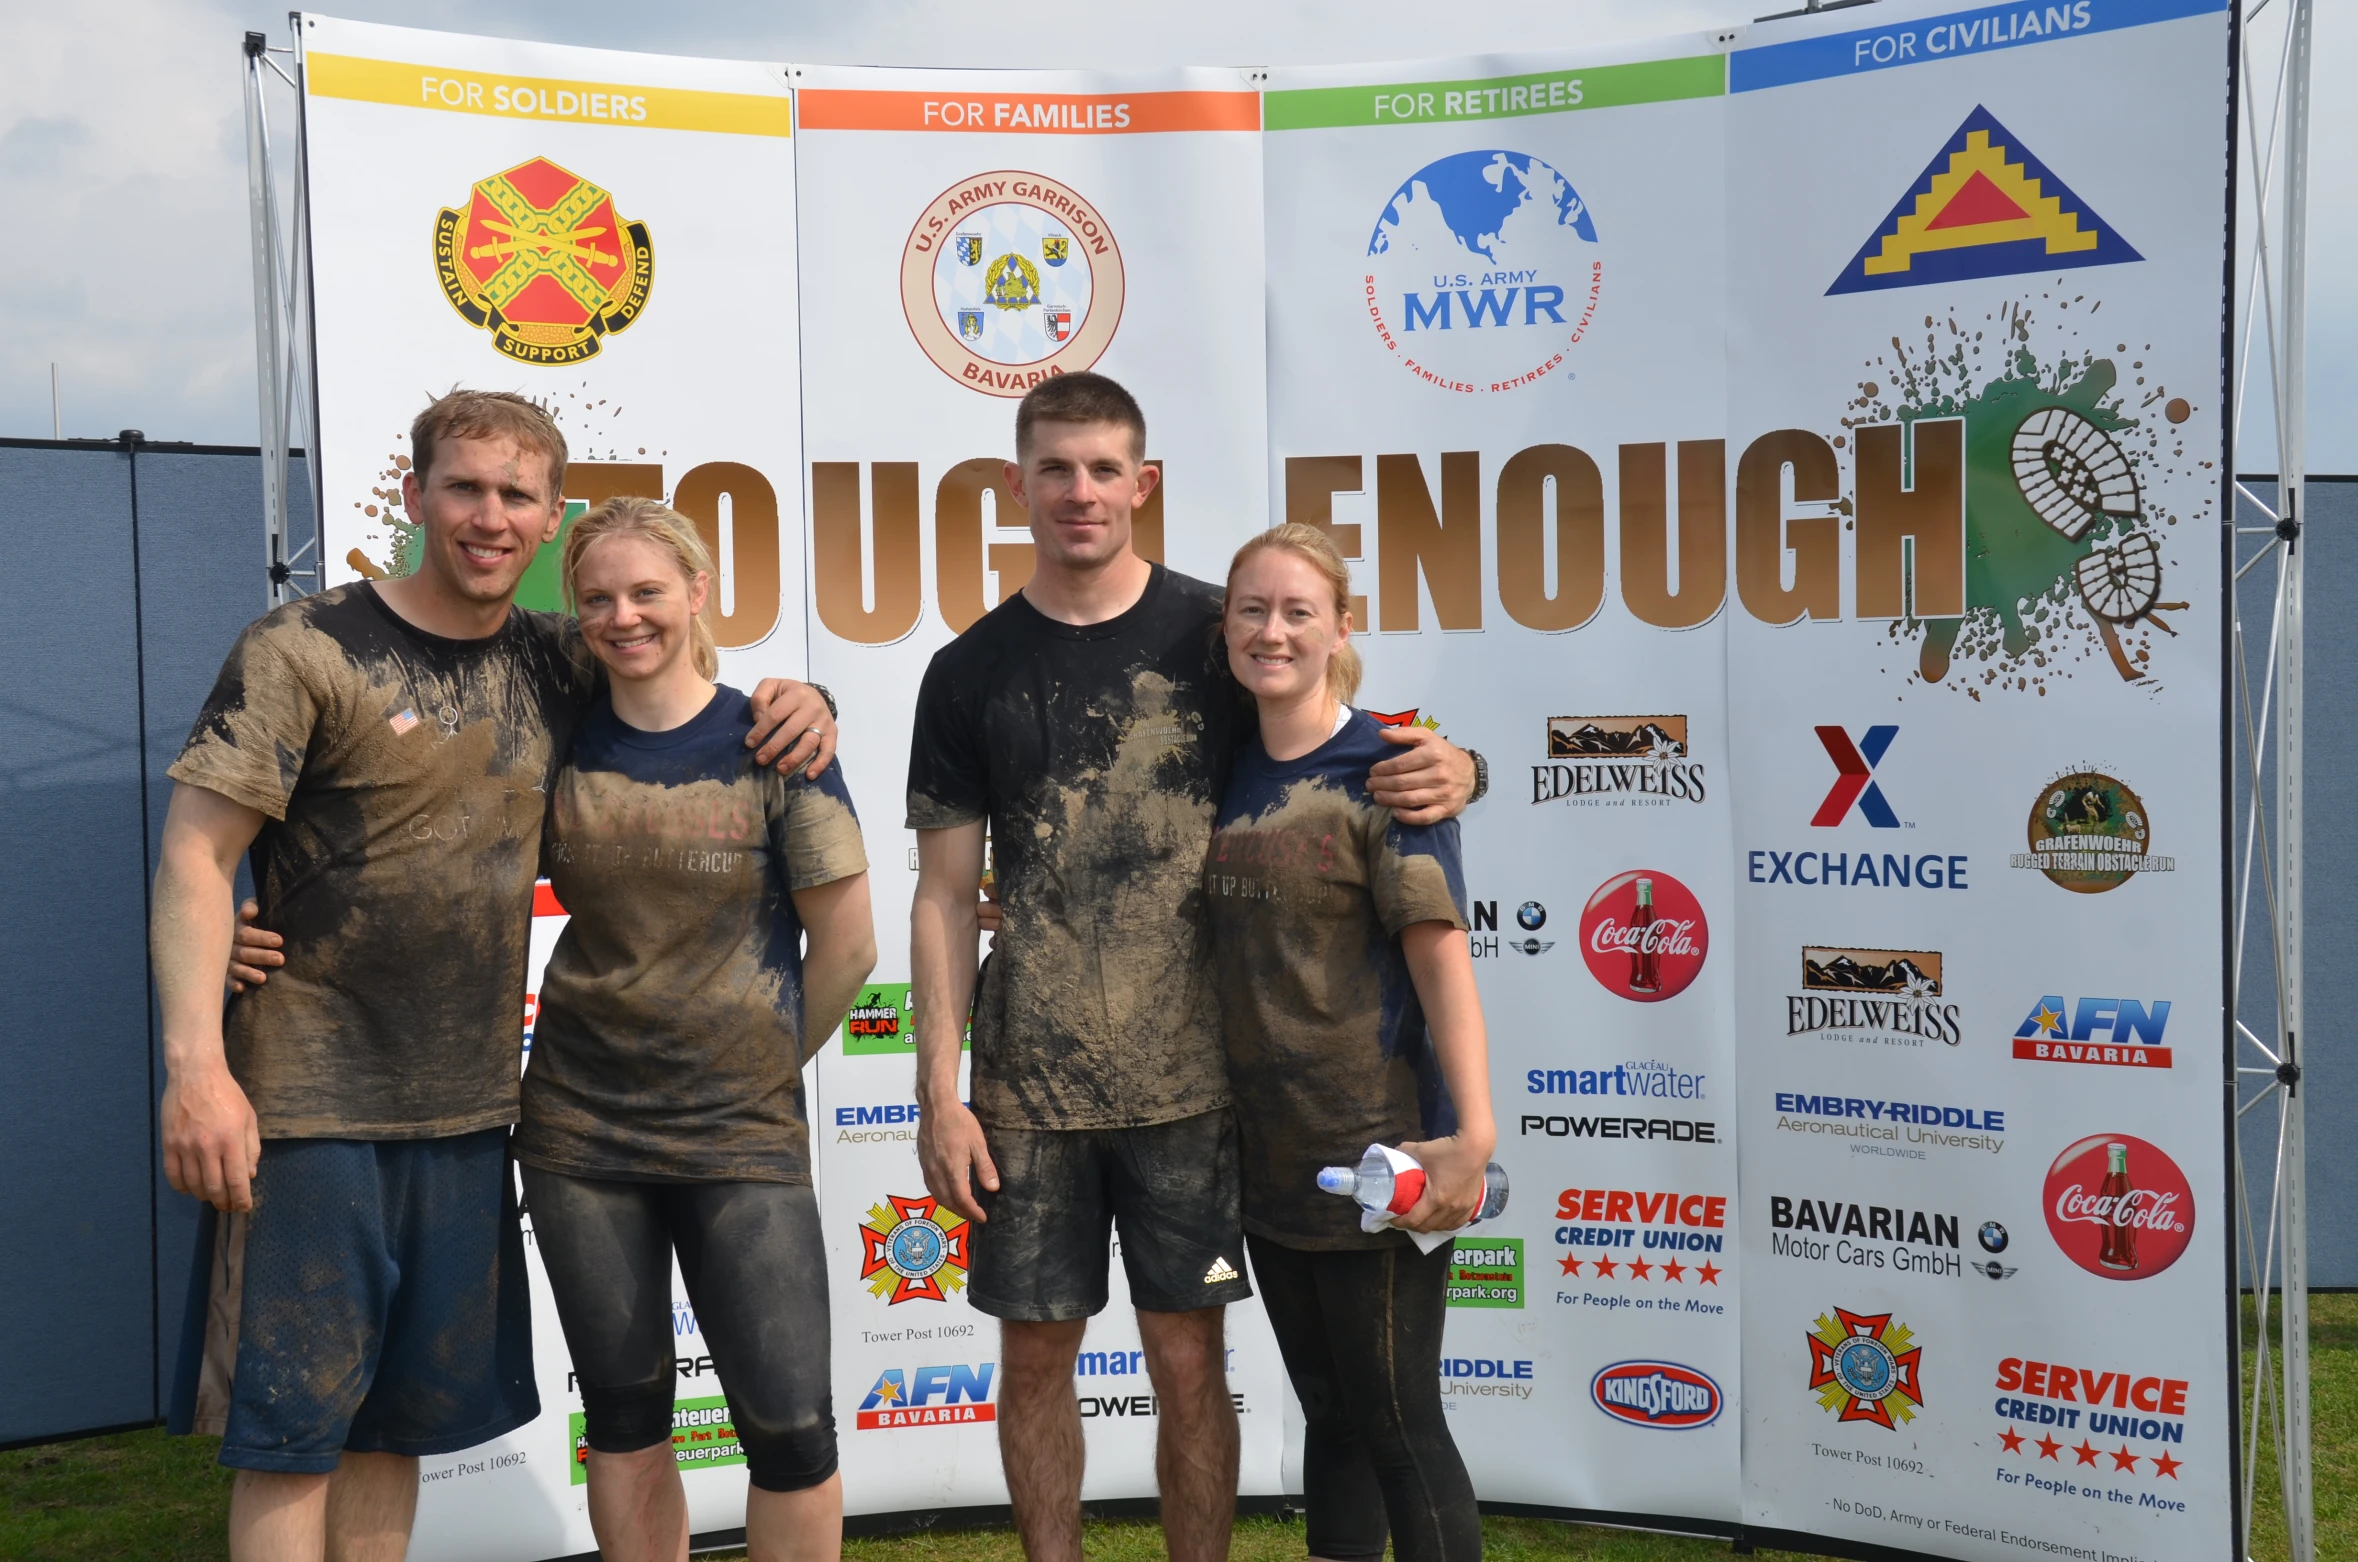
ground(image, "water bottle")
xmin=1317 ymin=1144 xmax=1510 ymax=1224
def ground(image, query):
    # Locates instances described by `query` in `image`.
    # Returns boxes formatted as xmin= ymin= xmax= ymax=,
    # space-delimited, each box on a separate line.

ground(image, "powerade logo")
xmin=1813 ymin=725 xmax=1901 ymax=827
xmin=1591 ymin=1361 xmax=1723 ymax=1429
xmin=2013 ymin=996 xmax=2172 ymax=1068
xmin=854 ymin=1363 xmax=995 ymax=1429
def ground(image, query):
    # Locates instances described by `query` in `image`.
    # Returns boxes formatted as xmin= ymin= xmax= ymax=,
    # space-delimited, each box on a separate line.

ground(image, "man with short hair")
xmin=907 ymin=373 xmax=1479 ymax=1562
xmin=156 ymin=388 xmax=834 ymax=1562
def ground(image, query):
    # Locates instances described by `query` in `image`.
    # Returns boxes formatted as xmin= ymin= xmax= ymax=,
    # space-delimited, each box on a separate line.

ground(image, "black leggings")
xmin=520 ymin=1168 xmax=836 ymax=1493
xmin=1246 ymin=1234 xmax=1481 ymax=1562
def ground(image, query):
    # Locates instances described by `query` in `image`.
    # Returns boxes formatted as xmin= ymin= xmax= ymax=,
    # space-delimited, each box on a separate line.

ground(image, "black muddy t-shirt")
xmin=906 ymin=564 xmax=1240 ymax=1130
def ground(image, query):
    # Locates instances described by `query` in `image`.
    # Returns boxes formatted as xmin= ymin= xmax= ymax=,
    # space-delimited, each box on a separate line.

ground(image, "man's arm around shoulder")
xmin=153 ymin=783 xmax=267 ymax=1212
xmin=910 ymin=822 xmax=999 ymax=1223
xmin=1367 ymin=725 xmax=1481 ymax=827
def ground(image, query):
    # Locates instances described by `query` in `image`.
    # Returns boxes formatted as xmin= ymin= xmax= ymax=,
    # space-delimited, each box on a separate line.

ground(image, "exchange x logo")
xmin=1811 ymin=725 xmax=1900 ymax=829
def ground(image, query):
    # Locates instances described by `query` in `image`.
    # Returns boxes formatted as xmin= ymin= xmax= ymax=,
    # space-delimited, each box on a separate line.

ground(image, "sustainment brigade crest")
xmin=1828 ymin=105 xmax=2139 ymax=295
xmin=435 ymin=157 xmax=654 ymax=364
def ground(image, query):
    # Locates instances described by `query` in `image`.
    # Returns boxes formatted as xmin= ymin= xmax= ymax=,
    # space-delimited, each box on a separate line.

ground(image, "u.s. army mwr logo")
xmin=435 ymin=157 xmax=654 ymax=364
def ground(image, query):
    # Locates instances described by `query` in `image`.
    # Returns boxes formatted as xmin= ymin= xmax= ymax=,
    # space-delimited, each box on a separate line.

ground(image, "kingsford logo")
xmin=1590 ymin=1361 xmax=1722 ymax=1429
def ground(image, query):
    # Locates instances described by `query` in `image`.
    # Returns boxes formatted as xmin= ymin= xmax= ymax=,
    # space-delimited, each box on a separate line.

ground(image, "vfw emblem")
xmin=434 ymin=157 xmax=653 ymax=364
xmin=902 ymin=169 xmax=1126 ymax=396
xmin=860 ymin=1193 xmax=970 ymax=1304
xmin=1807 ymin=1306 xmax=1924 ymax=1430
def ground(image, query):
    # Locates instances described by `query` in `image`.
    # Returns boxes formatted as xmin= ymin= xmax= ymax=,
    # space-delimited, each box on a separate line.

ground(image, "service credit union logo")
xmin=1579 ymin=869 xmax=1706 ymax=1002
xmin=1364 ymin=149 xmax=1602 ymax=394
xmin=1590 ymin=1360 xmax=1723 ymax=1430
xmin=2043 ymin=1134 xmax=2194 ymax=1281
xmin=434 ymin=158 xmax=653 ymax=364
xmin=902 ymin=171 xmax=1124 ymax=395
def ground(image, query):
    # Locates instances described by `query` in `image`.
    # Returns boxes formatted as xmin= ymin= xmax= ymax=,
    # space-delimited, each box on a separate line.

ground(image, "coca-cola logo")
xmin=2041 ymin=1133 xmax=2195 ymax=1281
xmin=1579 ymin=870 xmax=1708 ymax=1002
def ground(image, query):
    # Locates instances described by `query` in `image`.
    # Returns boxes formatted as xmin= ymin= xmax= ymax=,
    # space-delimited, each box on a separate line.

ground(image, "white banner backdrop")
xmin=288 ymin=5 xmax=2235 ymax=1558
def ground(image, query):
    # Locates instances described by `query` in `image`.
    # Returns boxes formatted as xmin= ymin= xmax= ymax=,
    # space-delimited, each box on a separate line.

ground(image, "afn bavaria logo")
xmin=859 ymin=1193 xmax=970 ymax=1304
xmin=434 ymin=158 xmax=653 ymax=364
xmin=901 ymin=171 xmax=1125 ymax=396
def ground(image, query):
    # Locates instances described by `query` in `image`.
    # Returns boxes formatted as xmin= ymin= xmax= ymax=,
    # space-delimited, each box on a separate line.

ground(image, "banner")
xmin=1722 ymin=3 xmax=2232 ymax=1559
xmin=290 ymin=5 xmax=2235 ymax=1558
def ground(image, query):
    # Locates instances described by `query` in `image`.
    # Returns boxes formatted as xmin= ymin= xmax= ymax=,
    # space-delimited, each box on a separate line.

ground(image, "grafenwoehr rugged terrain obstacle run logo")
xmin=434 ymin=158 xmax=653 ymax=364
xmin=901 ymin=171 xmax=1125 ymax=396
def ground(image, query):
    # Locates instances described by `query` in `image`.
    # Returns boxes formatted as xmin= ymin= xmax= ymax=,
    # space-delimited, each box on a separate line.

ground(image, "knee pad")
xmin=736 ymin=1407 xmax=839 ymax=1493
xmin=578 ymin=1380 xmax=676 ymax=1455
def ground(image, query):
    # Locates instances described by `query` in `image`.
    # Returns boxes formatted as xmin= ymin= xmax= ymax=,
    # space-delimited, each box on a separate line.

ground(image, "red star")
xmin=1628 ymin=1257 xmax=1655 ymax=1280
xmin=2072 ymin=1440 xmax=2100 ymax=1467
xmin=1661 ymin=1259 xmax=1687 ymax=1282
xmin=2036 ymin=1435 xmax=2063 ymax=1461
xmin=1998 ymin=1427 xmax=2025 ymax=1454
xmin=1696 ymin=1261 xmax=1721 ymax=1285
xmin=1558 ymin=1255 xmax=1582 ymax=1276
xmin=2109 ymin=1446 xmax=2139 ymax=1473
xmin=1593 ymin=1254 xmax=1620 ymax=1279
xmin=2151 ymin=1451 xmax=2181 ymax=1480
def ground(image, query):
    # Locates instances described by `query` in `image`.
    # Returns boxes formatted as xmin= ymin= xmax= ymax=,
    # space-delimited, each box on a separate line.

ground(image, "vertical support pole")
xmin=243 ymin=31 xmax=292 ymax=608
xmin=2272 ymin=4 xmax=2313 ymax=1558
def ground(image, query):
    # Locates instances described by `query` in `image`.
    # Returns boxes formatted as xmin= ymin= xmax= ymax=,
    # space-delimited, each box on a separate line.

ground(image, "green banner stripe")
xmin=1264 ymin=55 xmax=1723 ymax=131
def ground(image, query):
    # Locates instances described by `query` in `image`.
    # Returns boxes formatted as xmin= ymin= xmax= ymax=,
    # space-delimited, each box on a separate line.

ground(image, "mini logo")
xmin=388 ymin=708 xmax=420 ymax=736
xmin=1591 ymin=1361 xmax=1723 ymax=1430
xmin=2013 ymin=995 xmax=2172 ymax=1068
xmin=1827 ymin=105 xmax=2141 ymax=295
xmin=2043 ymin=1134 xmax=2194 ymax=1281
xmin=1579 ymin=870 xmax=1706 ymax=1002
xmin=1534 ymin=715 xmax=1706 ymax=809
xmin=859 ymin=1193 xmax=970 ymax=1304
xmin=1971 ymin=1259 xmax=2019 ymax=1281
xmin=434 ymin=158 xmax=653 ymax=365
xmin=1516 ymin=901 xmax=1547 ymax=931
xmin=1508 ymin=935 xmax=1555 ymax=956
xmin=1790 ymin=946 xmax=1961 ymax=1047
xmin=2012 ymin=771 xmax=2175 ymax=892
xmin=1364 ymin=149 xmax=1603 ymax=394
xmin=1204 ymin=1255 xmax=1240 ymax=1285
xmin=855 ymin=1364 xmax=996 ymax=1429
xmin=902 ymin=171 xmax=1124 ymax=396
xmin=1807 ymin=1307 xmax=1924 ymax=1430
xmin=1812 ymin=725 xmax=1900 ymax=827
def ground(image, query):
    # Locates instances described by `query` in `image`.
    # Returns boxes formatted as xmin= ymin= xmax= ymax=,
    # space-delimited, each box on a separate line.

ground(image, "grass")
xmin=6 ymin=1295 xmax=2350 ymax=1561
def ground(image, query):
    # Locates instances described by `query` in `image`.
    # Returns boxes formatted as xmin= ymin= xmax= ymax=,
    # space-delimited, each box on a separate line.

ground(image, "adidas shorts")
xmin=968 ymin=1109 xmax=1252 ymax=1322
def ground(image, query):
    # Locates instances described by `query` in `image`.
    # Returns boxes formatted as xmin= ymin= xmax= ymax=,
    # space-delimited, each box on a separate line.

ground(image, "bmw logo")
xmin=1516 ymin=901 xmax=1547 ymax=931
xmin=1978 ymin=1220 xmax=2009 ymax=1254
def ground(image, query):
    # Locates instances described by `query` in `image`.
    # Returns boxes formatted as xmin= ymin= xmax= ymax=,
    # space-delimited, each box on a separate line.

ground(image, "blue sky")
xmin=1 ymin=0 xmax=2345 ymax=469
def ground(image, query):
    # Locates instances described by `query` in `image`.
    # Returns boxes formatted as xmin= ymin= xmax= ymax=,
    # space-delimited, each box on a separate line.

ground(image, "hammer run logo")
xmin=434 ymin=157 xmax=654 ymax=364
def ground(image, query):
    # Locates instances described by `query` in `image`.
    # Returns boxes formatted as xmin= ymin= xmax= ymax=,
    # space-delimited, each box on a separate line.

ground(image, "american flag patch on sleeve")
xmin=389 ymin=708 xmax=420 ymax=736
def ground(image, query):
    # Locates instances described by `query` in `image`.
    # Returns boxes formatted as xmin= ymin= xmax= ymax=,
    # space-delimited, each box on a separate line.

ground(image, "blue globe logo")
xmin=1363 ymin=149 xmax=1604 ymax=394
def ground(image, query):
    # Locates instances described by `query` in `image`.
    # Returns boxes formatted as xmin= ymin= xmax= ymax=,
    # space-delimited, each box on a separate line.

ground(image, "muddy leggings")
xmin=520 ymin=1168 xmax=836 ymax=1492
xmin=1245 ymin=1234 xmax=1481 ymax=1562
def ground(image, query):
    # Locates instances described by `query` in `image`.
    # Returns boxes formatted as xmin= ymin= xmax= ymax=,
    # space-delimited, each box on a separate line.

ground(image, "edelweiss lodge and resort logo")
xmin=1534 ymin=715 xmax=1705 ymax=807
xmin=1790 ymin=947 xmax=1961 ymax=1047
xmin=435 ymin=158 xmax=653 ymax=364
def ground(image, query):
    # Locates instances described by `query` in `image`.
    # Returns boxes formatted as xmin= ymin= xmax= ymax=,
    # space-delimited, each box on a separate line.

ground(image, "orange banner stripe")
xmin=795 ymin=89 xmax=1259 ymax=135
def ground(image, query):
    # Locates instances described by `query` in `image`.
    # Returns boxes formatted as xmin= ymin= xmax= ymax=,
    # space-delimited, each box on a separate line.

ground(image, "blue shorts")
xmin=167 ymin=1129 xmax=539 ymax=1473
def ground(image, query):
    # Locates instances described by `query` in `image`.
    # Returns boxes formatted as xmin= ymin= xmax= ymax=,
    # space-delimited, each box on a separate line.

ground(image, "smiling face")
xmin=398 ymin=434 xmax=564 ymax=607
xmin=571 ymin=532 xmax=710 ymax=683
xmin=1006 ymin=418 xmax=1157 ymax=574
xmin=1225 ymin=545 xmax=1350 ymax=707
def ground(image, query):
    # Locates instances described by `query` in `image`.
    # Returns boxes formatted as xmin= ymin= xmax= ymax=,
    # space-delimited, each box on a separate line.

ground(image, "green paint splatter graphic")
xmin=1840 ymin=295 xmax=2211 ymax=700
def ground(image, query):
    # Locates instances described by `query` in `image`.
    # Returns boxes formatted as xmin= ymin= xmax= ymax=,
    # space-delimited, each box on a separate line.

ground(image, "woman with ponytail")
xmin=1206 ymin=524 xmax=1493 ymax=1562
xmin=516 ymin=497 xmax=876 ymax=1562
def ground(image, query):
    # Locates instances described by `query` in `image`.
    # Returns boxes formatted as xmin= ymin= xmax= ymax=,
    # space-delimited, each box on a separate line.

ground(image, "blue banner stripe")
xmin=1730 ymin=0 xmax=2227 ymax=94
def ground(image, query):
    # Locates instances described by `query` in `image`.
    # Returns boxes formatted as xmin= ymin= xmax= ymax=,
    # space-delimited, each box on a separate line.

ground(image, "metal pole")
xmin=2271 ymin=1 xmax=2312 ymax=1556
xmin=49 ymin=363 xmax=59 ymax=439
xmin=243 ymin=30 xmax=292 ymax=608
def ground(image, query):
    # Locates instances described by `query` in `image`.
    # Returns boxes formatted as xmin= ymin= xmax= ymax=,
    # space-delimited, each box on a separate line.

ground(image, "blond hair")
xmin=1223 ymin=523 xmax=1362 ymax=703
xmin=410 ymin=388 xmax=567 ymax=496
xmin=561 ymin=497 xmax=719 ymax=681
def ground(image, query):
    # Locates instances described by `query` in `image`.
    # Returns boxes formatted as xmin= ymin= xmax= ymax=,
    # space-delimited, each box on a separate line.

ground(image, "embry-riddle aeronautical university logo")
xmin=860 ymin=1193 xmax=969 ymax=1304
xmin=435 ymin=158 xmax=653 ymax=364
xmin=1827 ymin=105 xmax=2139 ymax=294
xmin=1365 ymin=149 xmax=1601 ymax=395
xmin=1808 ymin=1307 xmax=1924 ymax=1430
xmin=901 ymin=171 xmax=1125 ymax=396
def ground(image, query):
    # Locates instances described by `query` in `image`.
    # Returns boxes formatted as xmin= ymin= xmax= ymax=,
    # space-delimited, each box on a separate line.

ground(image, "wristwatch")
xmin=810 ymin=682 xmax=839 ymax=720
xmin=1467 ymin=748 xmax=1489 ymax=805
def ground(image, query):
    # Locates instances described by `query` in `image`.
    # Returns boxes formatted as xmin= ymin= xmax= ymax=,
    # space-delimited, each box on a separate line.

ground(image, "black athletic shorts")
xmin=969 ymin=1108 xmax=1252 ymax=1322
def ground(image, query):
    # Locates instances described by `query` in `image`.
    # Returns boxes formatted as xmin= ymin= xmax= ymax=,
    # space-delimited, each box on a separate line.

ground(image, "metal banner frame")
xmin=242 ymin=21 xmax=321 ymax=607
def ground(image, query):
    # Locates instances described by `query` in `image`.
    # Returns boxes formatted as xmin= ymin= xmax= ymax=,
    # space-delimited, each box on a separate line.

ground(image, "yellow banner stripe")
xmin=305 ymin=52 xmax=792 ymax=138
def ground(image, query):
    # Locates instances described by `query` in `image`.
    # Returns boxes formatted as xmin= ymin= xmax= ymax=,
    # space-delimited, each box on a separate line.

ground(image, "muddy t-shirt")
xmin=905 ymin=564 xmax=1239 ymax=1130
xmin=1206 ymin=710 xmax=1469 ymax=1250
xmin=515 ymin=688 xmax=866 ymax=1183
xmin=168 ymin=584 xmax=591 ymax=1139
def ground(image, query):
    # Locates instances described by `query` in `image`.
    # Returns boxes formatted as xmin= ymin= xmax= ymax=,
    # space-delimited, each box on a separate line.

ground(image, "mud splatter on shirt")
xmin=516 ymin=688 xmax=867 ymax=1183
xmin=906 ymin=565 xmax=1239 ymax=1130
xmin=1206 ymin=710 xmax=1468 ymax=1250
xmin=168 ymin=584 xmax=592 ymax=1139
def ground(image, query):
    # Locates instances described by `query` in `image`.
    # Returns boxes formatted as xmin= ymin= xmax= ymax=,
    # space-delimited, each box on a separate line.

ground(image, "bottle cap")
xmin=1316 ymin=1167 xmax=1356 ymax=1195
